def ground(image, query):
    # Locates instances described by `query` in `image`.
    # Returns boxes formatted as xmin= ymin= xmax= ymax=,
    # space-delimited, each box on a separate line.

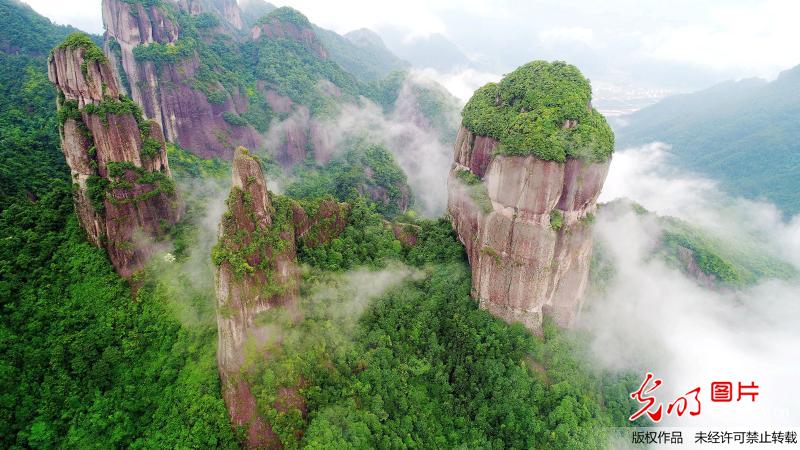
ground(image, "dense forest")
xmin=2 ymin=0 xmax=789 ymax=447
xmin=0 ymin=1 xmax=637 ymax=447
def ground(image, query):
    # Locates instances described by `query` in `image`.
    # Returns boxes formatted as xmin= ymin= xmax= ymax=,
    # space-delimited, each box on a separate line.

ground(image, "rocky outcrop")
xmin=212 ymin=147 xmax=361 ymax=446
xmin=250 ymin=7 xmax=327 ymax=59
xmin=213 ymin=147 xmax=302 ymax=448
xmin=49 ymin=35 xmax=181 ymax=278
xmin=178 ymin=0 xmax=243 ymax=29
xmin=102 ymin=0 xmax=261 ymax=159
xmin=675 ymin=246 xmax=719 ymax=289
xmin=291 ymin=198 xmax=348 ymax=247
xmin=101 ymin=0 xmax=178 ymax=102
xmin=100 ymin=0 xmax=339 ymax=163
xmin=448 ymin=124 xmax=610 ymax=331
xmin=447 ymin=61 xmax=614 ymax=332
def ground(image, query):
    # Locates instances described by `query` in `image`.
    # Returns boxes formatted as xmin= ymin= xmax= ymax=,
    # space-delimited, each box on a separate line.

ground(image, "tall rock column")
xmin=447 ymin=61 xmax=614 ymax=332
xmin=213 ymin=147 xmax=301 ymax=448
xmin=48 ymin=33 xmax=181 ymax=278
xmin=101 ymin=0 xmax=261 ymax=158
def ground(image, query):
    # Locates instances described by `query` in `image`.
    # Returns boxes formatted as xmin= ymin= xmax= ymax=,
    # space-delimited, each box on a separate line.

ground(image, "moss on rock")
xmin=461 ymin=60 xmax=614 ymax=163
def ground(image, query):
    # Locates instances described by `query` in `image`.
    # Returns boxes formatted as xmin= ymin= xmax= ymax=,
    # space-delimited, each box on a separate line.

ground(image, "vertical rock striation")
xmin=100 ymin=0 xmax=339 ymax=163
xmin=447 ymin=61 xmax=614 ymax=331
xmin=102 ymin=0 xmax=261 ymax=158
xmin=212 ymin=147 xmax=354 ymax=446
xmin=178 ymin=0 xmax=243 ymax=30
xmin=48 ymin=34 xmax=181 ymax=277
xmin=213 ymin=147 xmax=301 ymax=448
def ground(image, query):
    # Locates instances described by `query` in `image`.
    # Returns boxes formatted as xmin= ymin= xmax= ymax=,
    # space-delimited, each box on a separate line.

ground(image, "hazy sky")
xmin=24 ymin=0 xmax=800 ymax=106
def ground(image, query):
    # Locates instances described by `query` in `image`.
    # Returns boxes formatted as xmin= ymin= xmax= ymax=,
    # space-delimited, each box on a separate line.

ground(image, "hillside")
xmin=315 ymin=26 xmax=410 ymax=82
xmin=5 ymin=0 xmax=796 ymax=447
xmin=0 ymin=1 xmax=636 ymax=447
xmin=239 ymin=0 xmax=408 ymax=82
xmin=0 ymin=0 xmax=91 ymax=207
xmin=615 ymin=65 xmax=800 ymax=215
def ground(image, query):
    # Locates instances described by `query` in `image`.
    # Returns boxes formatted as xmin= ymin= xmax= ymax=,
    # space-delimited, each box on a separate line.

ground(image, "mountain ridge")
xmin=615 ymin=63 xmax=800 ymax=215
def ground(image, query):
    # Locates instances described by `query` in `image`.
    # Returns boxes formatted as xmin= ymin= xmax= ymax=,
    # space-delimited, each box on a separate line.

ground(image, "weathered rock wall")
xmin=213 ymin=146 xmax=355 ymax=447
xmin=448 ymin=126 xmax=610 ymax=330
xmin=49 ymin=40 xmax=182 ymax=277
xmin=100 ymin=0 xmax=340 ymax=163
xmin=102 ymin=0 xmax=262 ymax=159
xmin=214 ymin=147 xmax=301 ymax=448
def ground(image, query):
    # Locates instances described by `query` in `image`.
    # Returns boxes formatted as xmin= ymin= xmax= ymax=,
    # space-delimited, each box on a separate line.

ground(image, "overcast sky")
xmin=24 ymin=0 xmax=800 ymax=108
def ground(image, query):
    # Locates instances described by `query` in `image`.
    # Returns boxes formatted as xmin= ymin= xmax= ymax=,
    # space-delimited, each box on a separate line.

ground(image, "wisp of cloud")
xmin=584 ymin=143 xmax=800 ymax=428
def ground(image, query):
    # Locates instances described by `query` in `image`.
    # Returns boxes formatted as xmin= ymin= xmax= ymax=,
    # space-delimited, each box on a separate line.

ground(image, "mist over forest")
xmin=1 ymin=0 xmax=798 ymax=448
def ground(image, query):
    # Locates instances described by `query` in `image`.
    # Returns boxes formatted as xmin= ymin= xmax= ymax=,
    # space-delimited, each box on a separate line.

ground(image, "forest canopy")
xmin=462 ymin=61 xmax=614 ymax=163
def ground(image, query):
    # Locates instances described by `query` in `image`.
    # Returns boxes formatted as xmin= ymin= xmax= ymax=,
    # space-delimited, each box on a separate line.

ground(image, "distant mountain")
xmin=239 ymin=0 xmax=408 ymax=82
xmin=239 ymin=0 xmax=275 ymax=28
xmin=378 ymin=28 xmax=472 ymax=72
xmin=615 ymin=65 xmax=800 ymax=215
xmin=0 ymin=0 xmax=84 ymax=55
xmin=314 ymin=26 xmax=409 ymax=82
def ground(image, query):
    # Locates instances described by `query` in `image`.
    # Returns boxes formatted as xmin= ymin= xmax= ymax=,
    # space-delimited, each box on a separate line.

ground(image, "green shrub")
xmin=85 ymin=174 xmax=109 ymax=212
xmin=194 ymin=12 xmax=220 ymax=29
xmin=454 ymin=168 xmax=482 ymax=186
xmin=82 ymin=95 xmax=143 ymax=125
xmin=550 ymin=209 xmax=564 ymax=231
xmin=462 ymin=61 xmax=614 ymax=163
xmin=56 ymin=33 xmax=106 ymax=76
xmin=256 ymin=7 xmax=311 ymax=28
xmin=286 ymin=144 xmax=411 ymax=218
xmin=57 ymin=99 xmax=81 ymax=124
xmin=206 ymin=90 xmax=227 ymax=104
xmin=221 ymin=111 xmax=247 ymax=126
xmin=140 ymin=137 xmax=162 ymax=158
xmin=133 ymin=40 xmax=194 ymax=66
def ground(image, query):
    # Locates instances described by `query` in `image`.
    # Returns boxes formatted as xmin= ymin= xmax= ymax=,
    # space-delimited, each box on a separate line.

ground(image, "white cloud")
xmin=599 ymin=142 xmax=719 ymax=219
xmin=538 ymin=26 xmax=595 ymax=47
xmin=586 ymin=143 xmax=800 ymax=428
xmin=24 ymin=0 xmax=103 ymax=34
xmin=599 ymin=142 xmax=800 ymax=263
xmin=638 ymin=0 xmax=800 ymax=78
xmin=412 ymin=67 xmax=500 ymax=102
xmin=21 ymin=0 xmax=800 ymax=88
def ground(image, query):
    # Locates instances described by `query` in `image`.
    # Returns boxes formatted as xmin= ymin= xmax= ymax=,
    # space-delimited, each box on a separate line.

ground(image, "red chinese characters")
xmin=667 ymin=387 xmax=701 ymax=417
xmin=630 ymin=373 xmax=759 ymax=423
xmin=630 ymin=372 xmax=664 ymax=422
xmin=710 ymin=380 xmax=759 ymax=402
xmin=737 ymin=382 xmax=759 ymax=402
xmin=711 ymin=382 xmax=732 ymax=402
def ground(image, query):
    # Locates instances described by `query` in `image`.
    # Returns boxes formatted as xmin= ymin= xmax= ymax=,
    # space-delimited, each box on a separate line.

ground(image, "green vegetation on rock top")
xmin=56 ymin=32 xmax=106 ymax=64
xmin=461 ymin=60 xmax=614 ymax=163
xmin=256 ymin=6 xmax=311 ymax=28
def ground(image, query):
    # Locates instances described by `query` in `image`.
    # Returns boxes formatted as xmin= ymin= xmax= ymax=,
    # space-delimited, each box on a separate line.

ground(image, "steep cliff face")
xmin=100 ymin=0 xmax=343 ymax=164
xmin=212 ymin=146 xmax=358 ymax=446
xmin=447 ymin=61 xmax=613 ymax=331
xmin=102 ymin=0 xmax=261 ymax=159
xmin=213 ymin=147 xmax=301 ymax=448
xmin=178 ymin=0 xmax=243 ymax=29
xmin=48 ymin=34 xmax=181 ymax=277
